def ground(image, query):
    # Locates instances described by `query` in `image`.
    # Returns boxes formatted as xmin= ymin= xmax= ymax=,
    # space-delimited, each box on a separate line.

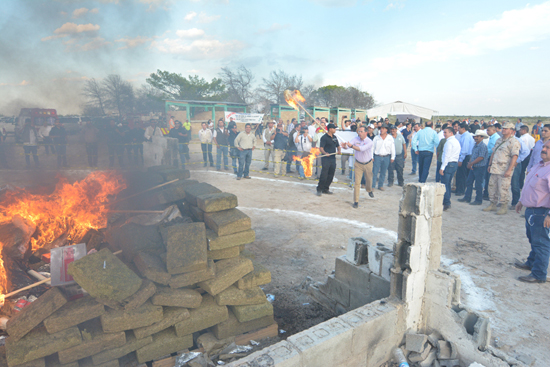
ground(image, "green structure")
xmin=165 ymin=99 xmax=247 ymax=122
xmin=306 ymin=106 xmax=330 ymax=120
xmin=352 ymin=109 xmax=367 ymax=121
xmin=330 ymin=107 xmax=352 ymax=125
xmin=270 ymin=104 xmax=300 ymax=122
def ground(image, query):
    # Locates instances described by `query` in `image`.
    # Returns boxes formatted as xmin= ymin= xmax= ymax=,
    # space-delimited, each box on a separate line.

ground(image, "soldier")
xmin=483 ymin=122 xmax=521 ymax=215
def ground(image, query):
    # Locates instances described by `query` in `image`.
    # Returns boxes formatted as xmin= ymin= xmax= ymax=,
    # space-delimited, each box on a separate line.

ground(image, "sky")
xmin=1 ymin=0 xmax=549 ymax=116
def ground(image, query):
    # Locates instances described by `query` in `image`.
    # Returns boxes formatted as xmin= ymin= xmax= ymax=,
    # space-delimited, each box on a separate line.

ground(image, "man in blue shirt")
xmin=458 ymin=130 xmax=488 ymax=204
xmin=411 ymin=120 xmax=439 ymax=183
xmin=510 ymin=135 xmax=530 ymax=207
xmin=455 ymin=122 xmax=475 ymax=195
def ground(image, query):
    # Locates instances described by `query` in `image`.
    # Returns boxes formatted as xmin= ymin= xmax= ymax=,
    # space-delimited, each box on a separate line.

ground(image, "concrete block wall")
xmin=228 ymin=300 xmax=405 ymax=367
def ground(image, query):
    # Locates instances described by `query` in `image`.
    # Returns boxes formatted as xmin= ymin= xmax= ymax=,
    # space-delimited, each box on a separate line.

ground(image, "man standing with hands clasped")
xmin=514 ymin=140 xmax=550 ymax=283
xmin=342 ymin=126 xmax=374 ymax=208
xmin=316 ymin=123 xmax=341 ymax=196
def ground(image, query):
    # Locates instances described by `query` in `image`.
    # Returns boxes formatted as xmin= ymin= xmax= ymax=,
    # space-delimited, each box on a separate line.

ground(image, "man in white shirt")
xmin=439 ymin=127 xmax=461 ymax=211
xmin=38 ymin=121 xmax=54 ymax=155
xmin=372 ymin=124 xmax=395 ymax=191
xmin=144 ymin=120 xmax=163 ymax=141
xmin=198 ymin=121 xmax=214 ymax=167
xmin=262 ymin=120 xmax=276 ymax=171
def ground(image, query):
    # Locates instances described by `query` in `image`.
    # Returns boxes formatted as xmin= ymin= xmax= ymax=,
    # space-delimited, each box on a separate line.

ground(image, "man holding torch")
xmin=316 ymin=123 xmax=341 ymax=196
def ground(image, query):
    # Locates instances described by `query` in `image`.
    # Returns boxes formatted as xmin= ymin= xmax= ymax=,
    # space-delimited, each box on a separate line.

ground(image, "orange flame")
xmin=293 ymin=148 xmax=321 ymax=178
xmin=0 ymin=171 xmax=126 ymax=300
xmin=285 ymin=90 xmax=306 ymax=110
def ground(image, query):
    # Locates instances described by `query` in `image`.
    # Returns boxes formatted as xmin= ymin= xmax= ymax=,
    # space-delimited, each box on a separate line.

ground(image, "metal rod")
xmin=3 ymin=278 xmax=50 ymax=299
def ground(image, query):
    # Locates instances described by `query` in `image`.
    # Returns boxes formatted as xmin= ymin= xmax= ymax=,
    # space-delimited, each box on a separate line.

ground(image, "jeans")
xmin=216 ymin=145 xmax=229 ymax=169
xmin=86 ymin=143 xmax=98 ymax=167
xmin=388 ymin=152 xmax=405 ymax=186
xmin=55 ymin=144 xmax=67 ymax=168
xmin=511 ymin=163 xmax=522 ymax=205
xmin=286 ymin=148 xmax=299 ymax=172
xmin=23 ymin=145 xmax=39 ymax=167
xmin=435 ymin=161 xmax=442 ymax=183
xmin=463 ymin=166 xmax=486 ymax=202
xmin=201 ymin=143 xmax=214 ymax=166
xmin=442 ymin=162 xmax=458 ymax=206
xmin=317 ymin=158 xmax=336 ymax=193
xmin=417 ymin=151 xmax=433 ymax=183
xmin=230 ymin=147 xmax=239 ymax=174
xmin=483 ymin=170 xmax=491 ymax=198
xmin=238 ymin=149 xmax=252 ymax=178
xmin=410 ymin=148 xmax=418 ymax=173
xmin=178 ymin=143 xmax=187 ymax=169
xmin=524 ymin=207 xmax=550 ymax=280
xmin=372 ymin=154 xmax=391 ymax=189
xmin=455 ymin=155 xmax=471 ymax=194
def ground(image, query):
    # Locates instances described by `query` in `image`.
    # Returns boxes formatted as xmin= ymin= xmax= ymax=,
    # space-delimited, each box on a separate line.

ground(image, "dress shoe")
xmin=244 ymin=176 xmax=251 ymax=179
xmin=470 ymin=201 xmax=482 ymax=205
xmin=378 ymin=187 xmax=385 ymax=191
xmin=457 ymin=197 xmax=469 ymax=203
xmin=518 ymin=275 xmax=546 ymax=283
xmin=262 ymin=167 xmax=268 ymax=171
xmin=352 ymin=202 xmax=358 ymax=208
xmin=236 ymin=177 xmax=241 ymax=180
xmin=443 ymin=204 xmax=451 ymax=211
xmin=316 ymin=191 xmax=322 ymax=196
xmin=514 ymin=260 xmax=531 ymax=271
xmin=323 ymin=191 xmax=334 ymax=195
xmin=369 ymin=192 xmax=374 ymax=198
xmin=387 ymin=184 xmax=394 ymax=187
xmin=409 ymin=172 xmax=416 ymax=175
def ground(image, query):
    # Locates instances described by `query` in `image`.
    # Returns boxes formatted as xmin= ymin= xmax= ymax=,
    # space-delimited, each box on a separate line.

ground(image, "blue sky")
xmin=1 ymin=0 xmax=549 ymax=116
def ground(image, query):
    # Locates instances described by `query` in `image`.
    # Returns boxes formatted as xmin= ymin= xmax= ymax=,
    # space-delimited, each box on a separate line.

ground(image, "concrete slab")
xmin=228 ymin=340 xmax=302 ymax=367
xmin=319 ymin=275 xmax=350 ymax=308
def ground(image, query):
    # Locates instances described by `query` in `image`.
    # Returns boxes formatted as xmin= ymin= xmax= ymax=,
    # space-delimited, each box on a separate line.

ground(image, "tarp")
xmin=367 ymin=101 xmax=438 ymax=120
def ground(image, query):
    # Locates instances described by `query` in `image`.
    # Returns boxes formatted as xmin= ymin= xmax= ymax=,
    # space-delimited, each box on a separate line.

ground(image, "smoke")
xmin=0 ymin=1 xmax=170 ymax=116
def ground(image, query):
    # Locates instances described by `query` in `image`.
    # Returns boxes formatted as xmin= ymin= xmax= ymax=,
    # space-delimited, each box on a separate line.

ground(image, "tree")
xmin=103 ymin=74 xmax=135 ymax=116
xmin=82 ymin=78 xmax=107 ymax=116
xmin=257 ymin=70 xmax=305 ymax=104
xmin=219 ymin=65 xmax=254 ymax=104
xmin=311 ymin=85 xmax=375 ymax=109
xmin=134 ymin=85 xmax=165 ymax=114
xmin=146 ymin=70 xmax=226 ymax=101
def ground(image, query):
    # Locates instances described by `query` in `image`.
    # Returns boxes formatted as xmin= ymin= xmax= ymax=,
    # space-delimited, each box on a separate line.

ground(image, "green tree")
xmin=146 ymin=70 xmax=226 ymax=101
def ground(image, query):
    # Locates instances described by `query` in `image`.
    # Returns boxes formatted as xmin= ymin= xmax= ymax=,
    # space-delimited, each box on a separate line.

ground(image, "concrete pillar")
xmin=143 ymin=136 xmax=180 ymax=168
xmin=391 ymin=183 xmax=445 ymax=331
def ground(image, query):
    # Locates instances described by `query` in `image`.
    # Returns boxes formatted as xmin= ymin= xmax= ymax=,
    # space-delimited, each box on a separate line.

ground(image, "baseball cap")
xmin=327 ymin=123 xmax=337 ymax=129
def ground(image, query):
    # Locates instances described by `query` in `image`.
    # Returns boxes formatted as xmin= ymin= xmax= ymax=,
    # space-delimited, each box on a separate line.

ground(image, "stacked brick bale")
xmin=2 ymin=166 xmax=275 ymax=367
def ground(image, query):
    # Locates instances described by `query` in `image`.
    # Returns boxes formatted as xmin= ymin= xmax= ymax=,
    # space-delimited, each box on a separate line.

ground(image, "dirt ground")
xmin=1 ymin=137 xmax=549 ymax=365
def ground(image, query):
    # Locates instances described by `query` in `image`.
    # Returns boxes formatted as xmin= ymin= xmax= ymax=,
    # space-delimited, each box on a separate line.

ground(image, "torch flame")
xmin=284 ymin=90 xmax=306 ymax=111
xmin=293 ymin=148 xmax=320 ymax=178
xmin=0 ymin=171 xmax=126 ymax=302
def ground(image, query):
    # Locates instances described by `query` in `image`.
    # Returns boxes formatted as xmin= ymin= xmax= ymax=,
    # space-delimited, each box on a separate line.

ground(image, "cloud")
xmin=42 ymin=22 xmax=101 ymax=42
xmin=72 ymin=7 xmax=99 ymax=18
xmin=184 ymin=11 xmax=197 ymax=20
xmin=0 ymin=80 xmax=31 ymax=87
xmin=176 ymin=28 xmax=205 ymax=39
xmin=139 ymin=0 xmax=172 ymax=11
xmin=370 ymin=2 xmax=550 ymax=72
xmin=77 ymin=37 xmax=111 ymax=51
xmin=385 ymin=0 xmax=405 ymax=11
xmin=256 ymin=23 xmax=290 ymax=35
xmin=151 ymin=38 xmax=245 ymax=59
xmin=115 ymin=36 xmax=151 ymax=49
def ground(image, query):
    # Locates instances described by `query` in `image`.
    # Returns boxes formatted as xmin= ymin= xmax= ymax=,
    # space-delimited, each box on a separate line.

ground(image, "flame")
xmin=293 ymin=148 xmax=320 ymax=178
xmin=0 ymin=171 xmax=126 ymax=301
xmin=284 ymin=90 xmax=306 ymax=110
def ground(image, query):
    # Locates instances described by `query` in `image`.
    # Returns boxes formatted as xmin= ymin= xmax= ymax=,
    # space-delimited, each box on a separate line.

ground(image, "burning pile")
xmin=293 ymin=148 xmax=321 ymax=178
xmin=1 ymin=167 xmax=275 ymax=367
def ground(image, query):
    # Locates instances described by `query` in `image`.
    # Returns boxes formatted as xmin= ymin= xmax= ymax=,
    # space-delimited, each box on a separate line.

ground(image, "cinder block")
xmin=345 ymin=237 xmax=369 ymax=265
xmin=123 ymin=279 xmax=157 ymax=311
xmin=133 ymin=252 xmax=171 ymax=285
xmin=198 ymin=257 xmax=253 ymax=296
xmin=197 ymin=192 xmax=238 ymax=213
xmin=334 ymin=256 xmax=371 ymax=294
xmin=42 ymin=295 xmax=104 ymax=335
xmin=425 ymin=271 xmax=454 ymax=308
xmin=230 ymin=340 xmax=301 ymax=367
xmin=161 ymin=222 xmax=208 ymax=275
xmin=133 ymin=306 xmax=190 ymax=340
xmin=206 ymin=229 xmax=255 ymax=251
xmin=100 ymin=301 xmax=163 ymax=333
xmin=152 ymin=287 xmax=202 ymax=308
xmin=5 ymin=327 xmax=81 ymax=366
xmin=319 ymin=275 xmax=350 ymax=308
xmin=287 ymin=318 xmax=353 ymax=367
xmin=367 ymin=243 xmax=392 ymax=275
xmin=91 ymin=333 xmax=152 ymax=366
xmin=405 ymin=333 xmax=428 ymax=352
xmin=6 ymin=288 xmax=67 ymax=342
xmin=369 ymin=273 xmax=391 ymax=301
xmin=203 ymin=208 xmax=251 ymax=236
xmin=67 ymin=248 xmax=142 ymax=303
xmin=212 ymin=309 xmax=275 ymax=339
xmin=349 ymin=290 xmax=371 ymax=310
xmin=207 ymin=245 xmax=241 ymax=260
xmin=174 ymin=295 xmax=228 ymax=336
xmin=230 ymin=300 xmax=273 ymax=323
xmin=135 ymin=328 xmax=193 ymax=364
xmin=215 ymin=285 xmax=266 ymax=306
xmin=429 ymin=216 xmax=443 ymax=270
xmin=237 ymin=261 xmax=271 ymax=290
xmin=57 ymin=319 xmax=125 ymax=364
xmin=184 ymin=183 xmax=221 ymax=206
xmin=168 ymin=260 xmax=215 ymax=289
xmin=380 ymin=252 xmax=394 ymax=282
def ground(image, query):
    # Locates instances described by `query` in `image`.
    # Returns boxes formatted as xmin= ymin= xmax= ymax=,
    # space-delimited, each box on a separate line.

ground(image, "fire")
xmin=293 ymin=148 xmax=320 ymax=178
xmin=0 ymin=171 xmax=126 ymax=300
xmin=284 ymin=90 xmax=306 ymax=110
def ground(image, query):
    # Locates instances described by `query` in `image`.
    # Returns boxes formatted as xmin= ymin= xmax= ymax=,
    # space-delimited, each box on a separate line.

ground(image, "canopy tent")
xmin=367 ymin=101 xmax=438 ymax=120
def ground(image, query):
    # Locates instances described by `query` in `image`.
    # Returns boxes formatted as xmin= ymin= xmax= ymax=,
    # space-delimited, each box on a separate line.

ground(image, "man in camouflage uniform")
xmin=483 ymin=122 xmax=521 ymax=215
